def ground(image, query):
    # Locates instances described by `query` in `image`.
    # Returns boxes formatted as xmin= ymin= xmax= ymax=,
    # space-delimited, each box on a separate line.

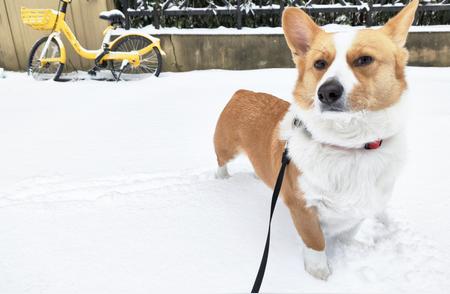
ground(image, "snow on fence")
xmin=119 ymin=0 xmax=450 ymax=29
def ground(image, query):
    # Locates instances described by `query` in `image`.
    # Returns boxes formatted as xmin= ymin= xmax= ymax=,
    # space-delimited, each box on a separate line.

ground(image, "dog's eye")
xmin=354 ymin=55 xmax=373 ymax=67
xmin=314 ymin=59 xmax=328 ymax=70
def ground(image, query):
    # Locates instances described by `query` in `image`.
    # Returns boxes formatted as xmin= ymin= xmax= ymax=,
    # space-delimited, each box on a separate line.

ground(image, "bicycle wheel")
xmin=28 ymin=37 xmax=64 ymax=81
xmin=110 ymin=35 xmax=162 ymax=80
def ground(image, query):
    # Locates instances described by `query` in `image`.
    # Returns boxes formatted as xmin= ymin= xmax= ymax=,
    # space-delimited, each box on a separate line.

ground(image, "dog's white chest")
xmin=289 ymin=132 xmax=406 ymax=237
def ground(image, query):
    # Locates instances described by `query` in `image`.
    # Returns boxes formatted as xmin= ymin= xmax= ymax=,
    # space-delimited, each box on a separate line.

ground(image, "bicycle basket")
xmin=21 ymin=7 xmax=58 ymax=31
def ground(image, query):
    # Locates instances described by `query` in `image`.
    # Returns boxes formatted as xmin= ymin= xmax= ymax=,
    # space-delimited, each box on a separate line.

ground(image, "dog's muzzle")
xmin=318 ymin=79 xmax=346 ymax=112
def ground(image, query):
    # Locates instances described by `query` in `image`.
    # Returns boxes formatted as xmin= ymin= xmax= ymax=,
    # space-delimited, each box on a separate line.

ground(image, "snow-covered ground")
xmin=0 ymin=67 xmax=449 ymax=293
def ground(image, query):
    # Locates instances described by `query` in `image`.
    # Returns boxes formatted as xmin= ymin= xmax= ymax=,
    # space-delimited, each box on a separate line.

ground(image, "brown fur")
xmin=213 ymin=0 xmax=418 ymax=254
xmin=283 ymin=2 xmax=416 ymax=113
xmin=290 ymin=29 xmax=409 ymax=112
xmin=214 ymin=90 xmax=325 ymax=250
xmin=346 ymin=30 xmax=408 ymax=111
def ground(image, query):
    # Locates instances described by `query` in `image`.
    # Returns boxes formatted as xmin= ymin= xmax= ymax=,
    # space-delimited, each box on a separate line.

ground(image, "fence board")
xmin=70 ymin=0 xmax=114 ymax=69
xmin=1 ymin=0 xmax=114 ymax=71
xmin=0 ymin=0 xmax=20 ymax=70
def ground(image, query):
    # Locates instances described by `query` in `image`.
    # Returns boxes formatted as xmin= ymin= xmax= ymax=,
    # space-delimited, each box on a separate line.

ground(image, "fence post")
xmin=279 ymin=0 xmax=285 ymax=26
xmin=153 ymin=0 xmax=161 ymax=29
xmin=237 ymin=0 xmax=242 ymax=29
xmin=366 ymin=0 xmax=373 ymax=27
xmin=121 ymin=0 xmax=131 ymax=29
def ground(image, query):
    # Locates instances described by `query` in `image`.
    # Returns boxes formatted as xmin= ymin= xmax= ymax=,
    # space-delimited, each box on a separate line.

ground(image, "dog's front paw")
xmin=303 ymin=247 xmax=331 ymax=280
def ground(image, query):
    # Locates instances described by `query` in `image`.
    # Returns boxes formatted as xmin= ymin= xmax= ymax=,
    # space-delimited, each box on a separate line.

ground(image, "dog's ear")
xmin=380 ymin=0 xmax=419 ymax=47
xmin=282 ymin=7 xmax=322 ymax=57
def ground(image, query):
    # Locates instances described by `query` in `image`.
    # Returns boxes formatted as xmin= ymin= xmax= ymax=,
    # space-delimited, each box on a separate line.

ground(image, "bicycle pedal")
xmin=119 ymin=60 xmax=130 ymax=71
xmin=87 ymin=69 xmax=97 ymax=76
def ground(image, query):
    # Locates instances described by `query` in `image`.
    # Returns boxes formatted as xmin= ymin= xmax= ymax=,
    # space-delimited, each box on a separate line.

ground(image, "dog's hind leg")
xmin=213 ymin=114 xmax=240 ymax=179
xmin=213 ymin=131 xmax=239 ymax=179
xmin=216 ymin=165 xmax=230 ymax=179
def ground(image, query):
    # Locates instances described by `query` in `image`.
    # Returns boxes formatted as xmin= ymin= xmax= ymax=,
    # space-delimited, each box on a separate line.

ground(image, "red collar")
xmin=364 ymin=139 xmax=383 ymax=150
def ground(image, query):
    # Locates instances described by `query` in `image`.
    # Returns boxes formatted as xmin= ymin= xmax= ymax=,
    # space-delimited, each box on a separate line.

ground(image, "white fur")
xmin=303 ymin=246 xmax=331 ymax=280
xmin=305 ymin=31 xmax=408 ymax=148
xmin=278 ymin=30 xmax=409 ymax=281
xmin=281 ymin=98 xmax=407 ymax=237
xmin=296 ymin=96 xmax=407 ymax=148
xmin=315 ymin=31 xmax=359 ymax=104
xmin=216 ymin=165 xmax=230 ymax=179
xmin=279 ymin=30 xmax=408 ymax=237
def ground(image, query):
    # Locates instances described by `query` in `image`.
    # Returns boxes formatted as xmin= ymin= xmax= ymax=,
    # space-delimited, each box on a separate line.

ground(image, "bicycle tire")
xmin=28 ymin=37 xmax=64 ymax=81
xmin=110 ymin=35 xmax=162 ymax=80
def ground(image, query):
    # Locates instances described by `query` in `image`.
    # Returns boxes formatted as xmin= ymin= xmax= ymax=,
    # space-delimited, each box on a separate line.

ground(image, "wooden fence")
xmin=0 ymin=0 xmax=114 ymax=71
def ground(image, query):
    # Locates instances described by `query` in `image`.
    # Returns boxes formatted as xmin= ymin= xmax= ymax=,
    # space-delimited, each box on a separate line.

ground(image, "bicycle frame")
xmin=40 ymin=0 xmax=162 ymax=67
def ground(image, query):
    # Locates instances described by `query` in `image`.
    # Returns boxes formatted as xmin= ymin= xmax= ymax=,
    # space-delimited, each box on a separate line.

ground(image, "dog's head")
xmin=282 ymin=0 xmax=418 ymax=147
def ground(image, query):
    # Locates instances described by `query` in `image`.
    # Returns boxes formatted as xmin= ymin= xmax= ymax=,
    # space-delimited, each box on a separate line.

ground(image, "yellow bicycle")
xmin=21 ymin=0 xmax=164 ymax=81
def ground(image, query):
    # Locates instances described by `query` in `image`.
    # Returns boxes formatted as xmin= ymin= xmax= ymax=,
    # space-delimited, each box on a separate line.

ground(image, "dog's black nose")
xmin=318 ymin=79 xmax=344 ymax=105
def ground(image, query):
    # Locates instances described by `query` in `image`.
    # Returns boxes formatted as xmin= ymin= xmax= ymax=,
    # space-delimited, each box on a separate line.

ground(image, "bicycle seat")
xmin=99 ymin=9 xmax=125 ymax=25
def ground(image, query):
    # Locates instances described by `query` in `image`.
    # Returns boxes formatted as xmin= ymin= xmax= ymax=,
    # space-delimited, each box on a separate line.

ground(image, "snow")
xmin=127 ymin=7 xmax=153 ymax=12
xmin=112 ymin=24 xmax=450 ymax=36
xmin=99 ymin=9 xmax=125 ymax=19
xmin=0 ymin=67 xmax=450 ymax=293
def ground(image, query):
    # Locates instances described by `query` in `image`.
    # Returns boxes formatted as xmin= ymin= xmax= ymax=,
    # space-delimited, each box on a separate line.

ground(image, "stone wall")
xmin=155 ymin=31 xmax=450 ymax=72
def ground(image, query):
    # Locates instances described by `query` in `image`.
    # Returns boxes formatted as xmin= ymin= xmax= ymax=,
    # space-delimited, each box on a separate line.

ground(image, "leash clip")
xmin=293 ymin=117 xmax=302 ymax=128
xmin=282 ymin=145 xmax=290 ymax=165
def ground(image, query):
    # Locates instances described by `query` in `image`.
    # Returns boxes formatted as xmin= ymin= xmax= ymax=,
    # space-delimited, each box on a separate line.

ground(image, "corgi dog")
xmin=214 ymin=0 xmax=419 ymax=280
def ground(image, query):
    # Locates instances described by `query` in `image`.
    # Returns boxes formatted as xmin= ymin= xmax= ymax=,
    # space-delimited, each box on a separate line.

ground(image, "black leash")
xmin=250 ymin=118 xmax=382 ymax=292
xmin=251 ymin=147 xmax=290 ymax=293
